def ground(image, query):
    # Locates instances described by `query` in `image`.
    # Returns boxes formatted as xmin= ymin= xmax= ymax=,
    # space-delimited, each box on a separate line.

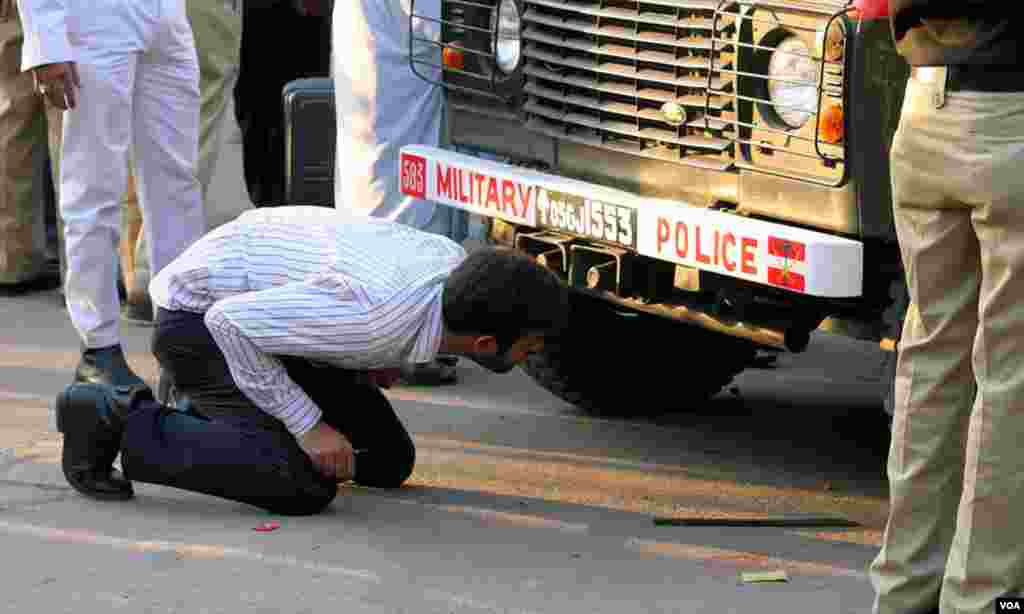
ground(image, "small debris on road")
xmin=253 ymin=521 xmax=281 ymax=532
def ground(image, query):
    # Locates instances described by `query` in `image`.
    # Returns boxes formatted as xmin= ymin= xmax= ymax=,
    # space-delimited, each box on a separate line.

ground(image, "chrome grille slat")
xmin=526 ymin=117 xmax=735 ymax=171
xmin=525 ymin=44 xmax=729 ymax=90
xmin=524 ymin=27 xmax=720 ymax=71
xmin=529 ymin=0 xmax=730 ymax=18
xmin=524 ymin=65 xmax=729 ymax=109
xmin=528 ymin=0 xmax=731 ymax=32
xmin=638 ymin=0 xmax=722 ymax=10
xmin=524 ymin=100 xmax=732 ymax=152
xmin=523 ymin=10 xmax=729 ymax=50
xmin=524 ymin=82 xmax=730 ymax=130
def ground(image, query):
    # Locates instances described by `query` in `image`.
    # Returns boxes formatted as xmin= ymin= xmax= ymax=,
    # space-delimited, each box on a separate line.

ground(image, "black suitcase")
xmin=282 ymin=77 xmax=335 ymax=207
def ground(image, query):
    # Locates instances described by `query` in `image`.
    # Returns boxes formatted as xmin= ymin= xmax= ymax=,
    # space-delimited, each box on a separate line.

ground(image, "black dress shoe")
xmin=74 ymin=344 xmax=146 ymax=387
xmin=55 ymin=383 xmax=154 ymax=501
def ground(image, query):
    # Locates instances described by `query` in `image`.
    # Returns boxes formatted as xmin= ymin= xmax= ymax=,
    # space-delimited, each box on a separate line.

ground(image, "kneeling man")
xmin=54 ymin=206 xmax=569 ymax=515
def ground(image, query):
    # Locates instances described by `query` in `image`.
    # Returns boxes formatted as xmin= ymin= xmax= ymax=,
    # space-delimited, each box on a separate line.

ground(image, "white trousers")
xmin=60 ymin=0 xmax=204 ymax=348
xmin=331 ymin=0 xmax=443 ymax=230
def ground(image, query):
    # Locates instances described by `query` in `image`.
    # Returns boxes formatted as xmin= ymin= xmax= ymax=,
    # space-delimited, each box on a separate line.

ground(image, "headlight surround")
xmin=766 ymin=36 xmax=820 ymax=129
xmin=493 ymin=0 xmax=522 ymax=75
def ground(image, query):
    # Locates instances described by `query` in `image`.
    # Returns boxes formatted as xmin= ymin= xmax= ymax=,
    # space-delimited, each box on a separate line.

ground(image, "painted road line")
xmin=391 ymin=498 xmax=589 ymax=535
xmin=787 ymin=529 xmax=883 ymax=547
xmin=0 ymin=389 xmax=51 ymax=403
xmin=0 ymin=519 xmax=381 ymax=583
xmin=625 ymin=537 xmax=866 ymax=579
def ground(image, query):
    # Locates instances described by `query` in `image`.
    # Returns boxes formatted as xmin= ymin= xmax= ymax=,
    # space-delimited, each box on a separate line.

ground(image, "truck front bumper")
xmin=400 ymin=145 xmax=863 ymax=300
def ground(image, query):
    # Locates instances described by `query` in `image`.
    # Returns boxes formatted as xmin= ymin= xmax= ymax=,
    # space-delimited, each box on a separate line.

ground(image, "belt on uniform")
xmin=947 ymin=65 xmax=1024 ymax=92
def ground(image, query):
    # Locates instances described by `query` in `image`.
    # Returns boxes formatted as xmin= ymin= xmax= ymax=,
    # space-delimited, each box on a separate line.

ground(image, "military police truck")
xmin=398 ymin=0 xmax=910 ymax=415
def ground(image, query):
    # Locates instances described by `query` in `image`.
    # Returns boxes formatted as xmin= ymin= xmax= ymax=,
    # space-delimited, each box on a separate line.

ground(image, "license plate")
xmin=536 ymin=189 xmax=637 ymax=249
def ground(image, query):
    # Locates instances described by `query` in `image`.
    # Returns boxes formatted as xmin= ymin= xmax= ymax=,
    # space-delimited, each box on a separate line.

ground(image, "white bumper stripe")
xmin=399 ymin=145 xmax=863 ymax=298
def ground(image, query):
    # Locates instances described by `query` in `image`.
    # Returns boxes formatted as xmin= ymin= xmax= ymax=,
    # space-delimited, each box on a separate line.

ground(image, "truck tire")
xmin=521 ymin=293 xmax=757 ymax=415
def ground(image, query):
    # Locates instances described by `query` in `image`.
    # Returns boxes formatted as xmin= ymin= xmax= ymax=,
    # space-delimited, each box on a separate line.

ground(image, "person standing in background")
xmin=233 ymin=0 xmax=330 ymax=207
xmin=860 ymin=1 xmax=1024 ymax=613
xmin=331 ymin=0 xmax=484 ymax=384
xmin=0 ymin=0 xmax=63 ymax=289
xmin=17 ymin=0 xmax=206 ymax=387
xmin=119 ymin=0 xmax=245 ymax=324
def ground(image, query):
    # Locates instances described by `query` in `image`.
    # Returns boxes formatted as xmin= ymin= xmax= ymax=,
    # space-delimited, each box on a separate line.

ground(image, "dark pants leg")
xmin=234 ymin=3 xmax=330 ymax=206
xmin=119 ymin=308 xmax=416 ymax=515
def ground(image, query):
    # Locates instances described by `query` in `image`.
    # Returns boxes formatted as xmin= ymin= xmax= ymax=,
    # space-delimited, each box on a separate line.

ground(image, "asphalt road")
xmin=0 ymin=107 xmax=894 ymax=613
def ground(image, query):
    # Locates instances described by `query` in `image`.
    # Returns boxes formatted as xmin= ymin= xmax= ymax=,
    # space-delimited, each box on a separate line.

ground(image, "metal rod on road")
xmin=653 ymin=516 xmax=860 ymax=528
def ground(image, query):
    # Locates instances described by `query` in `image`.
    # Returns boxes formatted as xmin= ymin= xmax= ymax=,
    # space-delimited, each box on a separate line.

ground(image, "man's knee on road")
xmin=353 ymin=436 xmax=416 ymax=489
xmin=272 ymin=480 xmax=338 ymax=516
xmin=255 ymin=448 xmax=341 ymax=516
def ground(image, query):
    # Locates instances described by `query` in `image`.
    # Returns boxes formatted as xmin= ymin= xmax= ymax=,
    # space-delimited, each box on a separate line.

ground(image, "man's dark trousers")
xmin=116 ymin=308 xmax=416 ymax=515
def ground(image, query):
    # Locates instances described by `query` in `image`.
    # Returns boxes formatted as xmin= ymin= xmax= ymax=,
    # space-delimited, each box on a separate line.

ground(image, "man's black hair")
xmin=442 ymin=246 xmax=570 ymax=352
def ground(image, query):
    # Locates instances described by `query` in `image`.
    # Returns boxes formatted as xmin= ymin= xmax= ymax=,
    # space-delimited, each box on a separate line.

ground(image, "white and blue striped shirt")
xmin=150 ymin=206 xmax=466 ymax=437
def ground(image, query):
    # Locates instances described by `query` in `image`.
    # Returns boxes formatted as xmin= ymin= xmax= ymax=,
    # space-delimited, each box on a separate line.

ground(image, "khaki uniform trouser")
xmin=0 ymin=4 xmax=63 ymax=285
xmin=869 ymin=68 xmax=1024 ymax=614
xmin=119 ymin=0 xmax=242 ymax=299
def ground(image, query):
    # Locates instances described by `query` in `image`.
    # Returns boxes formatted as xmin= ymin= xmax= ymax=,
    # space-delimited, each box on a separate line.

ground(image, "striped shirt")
xmin=149 ymin=206 xmax=467 ymax=437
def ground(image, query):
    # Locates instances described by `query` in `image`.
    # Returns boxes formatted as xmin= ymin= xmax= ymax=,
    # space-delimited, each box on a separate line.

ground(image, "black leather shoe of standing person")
xmin=55 ymin=383 xmax=154 ymax=501
xmin=74 ymin=344 xmax=146 ymax=387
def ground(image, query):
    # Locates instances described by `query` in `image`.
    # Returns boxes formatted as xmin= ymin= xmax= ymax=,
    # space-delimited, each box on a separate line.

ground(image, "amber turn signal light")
xmin=443 ymin=47 xmax=465 ymax=71
xmin=819 ymin=104 xmax=844 ymax=144
xmin=823 ymin=19 xmax=846 ymax=63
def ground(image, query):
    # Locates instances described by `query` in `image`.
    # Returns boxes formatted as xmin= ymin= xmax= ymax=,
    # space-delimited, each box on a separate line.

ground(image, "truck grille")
xmin=520 ymin=0 xmax=738 ymax=171
xmin=413 ymin=0 xmax=850 ymax=177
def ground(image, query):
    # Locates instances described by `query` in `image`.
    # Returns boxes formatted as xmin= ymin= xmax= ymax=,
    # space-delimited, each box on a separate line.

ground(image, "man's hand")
xmin=33 ymin=62 xmax=81 ymax=110
xmin=297 ymin=420 xmax=356 ymax=481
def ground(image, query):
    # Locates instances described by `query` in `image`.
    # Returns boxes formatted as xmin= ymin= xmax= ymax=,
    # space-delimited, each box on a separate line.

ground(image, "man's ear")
xmin=471 ymin=335 xmax=499 ymax=354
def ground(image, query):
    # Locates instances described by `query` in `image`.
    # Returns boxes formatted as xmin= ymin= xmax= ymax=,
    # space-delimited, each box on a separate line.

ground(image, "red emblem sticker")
xmin=766 ymin=236 xmax=807 ymax=292
xmin=766 ymin=266 xmax=806 ymax=292
xmin=767 ymin=237 xmax=806 ymax=262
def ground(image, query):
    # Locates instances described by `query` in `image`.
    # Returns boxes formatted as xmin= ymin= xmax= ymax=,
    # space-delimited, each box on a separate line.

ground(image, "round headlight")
xmin=493 ymin=0 xmax=522 ymax=75
xmin=766 ymin=36 xmax=820 ymax=129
